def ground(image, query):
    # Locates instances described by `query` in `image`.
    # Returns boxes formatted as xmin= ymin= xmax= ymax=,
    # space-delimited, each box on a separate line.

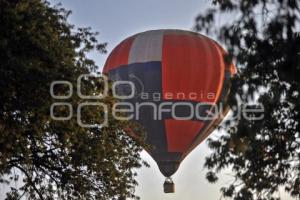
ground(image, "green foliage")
xmin=195 ymin=0 xmax=300 ymax=199
xmin=0 ymin=0 xmax=145 ymax=199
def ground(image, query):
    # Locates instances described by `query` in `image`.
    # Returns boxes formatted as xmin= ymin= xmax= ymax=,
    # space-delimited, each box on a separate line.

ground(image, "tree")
xmin=194 ymin=0 xmax=300 ymax=199
xmin=0 ymin=0 xmax=145 ymax=199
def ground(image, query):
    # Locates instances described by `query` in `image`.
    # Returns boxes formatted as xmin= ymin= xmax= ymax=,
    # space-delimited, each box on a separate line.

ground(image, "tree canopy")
xmin=0 ymin=0 xmax=145 ymax=199
xmin=195 ymin=0 xmax=300 ymax=199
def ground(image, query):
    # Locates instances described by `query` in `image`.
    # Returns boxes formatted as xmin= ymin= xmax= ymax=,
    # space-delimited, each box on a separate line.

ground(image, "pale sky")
xmin=49 ymin=1 xmax=293 ymax=199
xmin=0 ymin=0 xmax=293 ymax=199
xmin=46 ymin=1 xmax=232 ymax=199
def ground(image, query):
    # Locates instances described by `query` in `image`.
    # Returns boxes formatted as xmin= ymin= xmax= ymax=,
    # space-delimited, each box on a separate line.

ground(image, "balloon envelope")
xmin=103 ymin=29 xmax=235 ymax=177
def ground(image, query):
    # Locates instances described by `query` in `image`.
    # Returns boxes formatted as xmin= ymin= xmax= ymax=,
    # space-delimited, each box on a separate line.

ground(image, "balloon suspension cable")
xmin=163 ymin=177 xmax=175 ymax=193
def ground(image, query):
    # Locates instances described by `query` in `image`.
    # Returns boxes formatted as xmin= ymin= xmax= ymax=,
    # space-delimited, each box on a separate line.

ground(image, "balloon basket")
xmin=163 ymin=177 xmax=175 ymax=193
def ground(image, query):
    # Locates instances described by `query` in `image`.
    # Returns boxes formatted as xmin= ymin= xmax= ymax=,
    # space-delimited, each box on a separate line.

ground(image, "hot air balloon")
xmin=103 ymin=29 xmax=235 ymax=193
